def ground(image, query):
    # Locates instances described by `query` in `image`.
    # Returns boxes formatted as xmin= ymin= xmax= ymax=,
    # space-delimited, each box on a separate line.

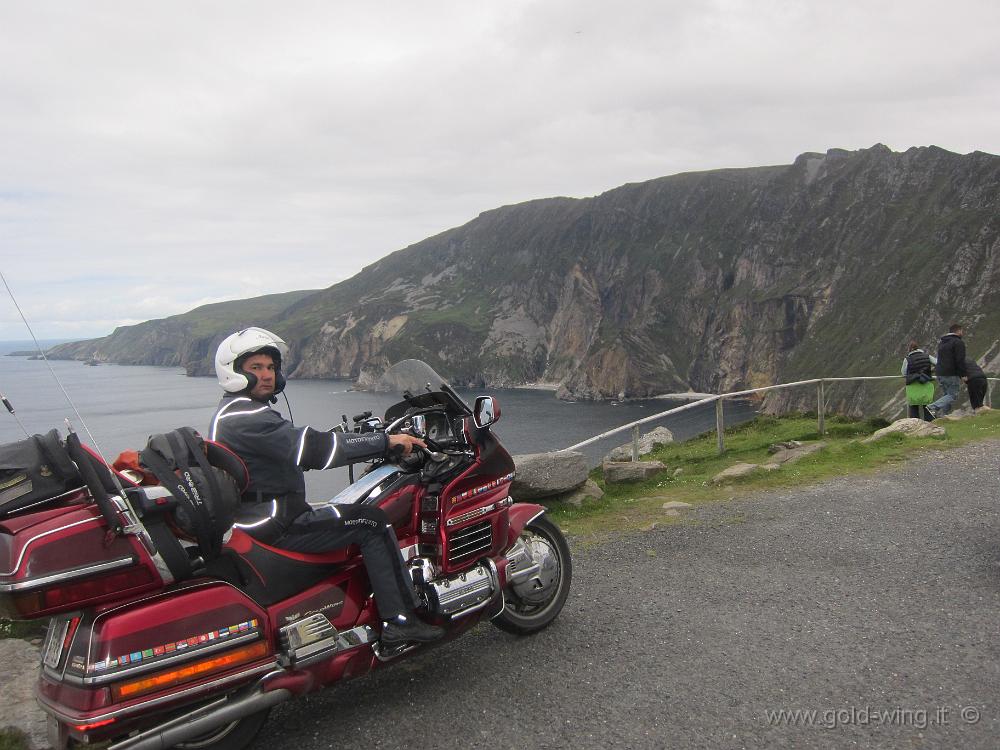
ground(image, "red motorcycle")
xmin=0 ymin=360 xmax=572 ymax=750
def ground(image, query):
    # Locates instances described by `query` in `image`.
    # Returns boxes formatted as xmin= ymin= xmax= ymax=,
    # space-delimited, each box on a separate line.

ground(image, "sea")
xmin=0 ymin=340 xmax=756 ymax=499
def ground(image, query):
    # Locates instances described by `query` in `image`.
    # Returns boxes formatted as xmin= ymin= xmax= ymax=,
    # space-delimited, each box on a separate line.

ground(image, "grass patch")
xmin=0 ymin=729 xmax=30 ymax=750
xmin=548 ymin=410 xmax=1000 ymax=538
xmin=0 ymin=618 xmax=46 ymax=641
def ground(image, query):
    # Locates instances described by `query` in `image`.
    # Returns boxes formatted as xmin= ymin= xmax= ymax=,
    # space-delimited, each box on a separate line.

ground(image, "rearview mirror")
xmin=409 ymin=414 xmax=427 ymax=438
xmin=473 ymin=396 xmax=500 ymax=429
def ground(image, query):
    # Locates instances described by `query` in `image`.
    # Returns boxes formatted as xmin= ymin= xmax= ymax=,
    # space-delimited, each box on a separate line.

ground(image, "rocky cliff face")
xmin=50 ymin=145 xmax=1000 ymax=415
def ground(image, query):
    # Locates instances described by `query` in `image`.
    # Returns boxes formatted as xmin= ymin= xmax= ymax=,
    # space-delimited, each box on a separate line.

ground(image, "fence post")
xmin=716 ymin=397 xmax=725 ymax=455
xmin=817 ymin=379 xmax=826 ymax=436
xmin=631 ymin=424 xmax=640 ymax=462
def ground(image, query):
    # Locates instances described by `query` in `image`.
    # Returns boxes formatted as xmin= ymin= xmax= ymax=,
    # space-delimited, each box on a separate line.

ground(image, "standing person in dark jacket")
xmin=210 ymin=327 xmax=442 ymax=646
xmin=901 ymin=340 xmax=936 ymax=420
xmin=927 ymin=324 xmax=967 ymax=417
xmin=964 ymin=358 xmax=990 ymax=412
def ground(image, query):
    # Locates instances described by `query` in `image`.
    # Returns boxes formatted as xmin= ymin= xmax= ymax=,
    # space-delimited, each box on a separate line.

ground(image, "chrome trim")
xmin=37 ymin=661 xmax=281 ymax=725
xmin=372 ymin=641 xmax=419 ymax=662
xmin=425 ymin=559 xmax=498 ymax=618
xmin=76 ymin=633 xmax=262 ymax=686
xmin=525 ymin=508 xmax=546 ymax=526
xmin=399 ymin=543 xmax=420 ymax=561
xmin=445 ymin=503 xmax=496 ymax=527
xmin=326 ymin=465 xmax=399 ymax=506
xmin=0 ymin=556 xmax=136 ymax=593
xmin=448 ymin=558 xmax=501 ymax=620
xmin=279 ymin=615 xmax=375 ymax=668
xmin=7 ymin=485 xmax=86 ymax=514
xmin=446 ymin=521 xmax=492 ymax=564
xmin=1 ymin=516 xmax=102 ymax=577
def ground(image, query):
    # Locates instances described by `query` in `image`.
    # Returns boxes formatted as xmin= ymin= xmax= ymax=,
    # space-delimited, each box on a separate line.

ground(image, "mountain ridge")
xmin=48 ymin=144 xmax=1000 ymax=415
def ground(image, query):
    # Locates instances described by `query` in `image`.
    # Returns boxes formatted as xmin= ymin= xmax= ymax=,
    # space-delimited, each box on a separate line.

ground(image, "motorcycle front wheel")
xmin=493 ymin=515 xmax=572 ymax=635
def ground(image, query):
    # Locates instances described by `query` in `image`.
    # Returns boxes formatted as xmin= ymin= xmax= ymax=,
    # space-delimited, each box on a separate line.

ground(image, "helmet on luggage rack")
xmin=215 ymin=327 xmax=289 ymax=395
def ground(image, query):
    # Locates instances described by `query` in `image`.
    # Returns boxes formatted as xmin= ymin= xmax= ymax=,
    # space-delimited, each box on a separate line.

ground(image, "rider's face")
xmin=242 ymin=353 xmax=277 ymax=400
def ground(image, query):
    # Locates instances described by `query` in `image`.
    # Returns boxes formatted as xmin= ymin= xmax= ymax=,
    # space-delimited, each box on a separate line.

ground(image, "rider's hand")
xmin=388 ymin=434 xmax=427 ymax=457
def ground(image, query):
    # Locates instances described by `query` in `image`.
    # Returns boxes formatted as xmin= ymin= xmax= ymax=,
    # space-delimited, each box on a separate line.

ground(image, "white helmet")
xmin=215 ymin=327 xmax=290 ymax=394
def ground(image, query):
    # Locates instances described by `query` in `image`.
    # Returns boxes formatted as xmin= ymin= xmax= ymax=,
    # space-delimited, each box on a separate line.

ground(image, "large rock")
xmin=602 ymin=460 xmax=667 ymax=483
xmin=553 ymin=478 xmax=605 ymax=508
xmin=765 ymin=441 xmax=828 ymax=466
xmin=511 ymin=451 xmax=588 ymax=500
xmin=861 ymin=417 xmax=945 ymax=443
xmin=711 ymin=462 xmax=779 ymax=483
xmin=0 ymin=639 xmax=48 ymax=750
xmin=604 ymin=426 xmax=675 ymax=462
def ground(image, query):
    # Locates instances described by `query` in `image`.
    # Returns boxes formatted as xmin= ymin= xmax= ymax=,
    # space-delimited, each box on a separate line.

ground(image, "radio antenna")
xmin=0 ymin=270 xmax=126 ymax=496
xmin=0 ymin=391 xmax=31 ymax=439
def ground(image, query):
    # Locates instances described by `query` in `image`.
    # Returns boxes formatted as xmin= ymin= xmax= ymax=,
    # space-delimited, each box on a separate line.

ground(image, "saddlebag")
xmin=36 ymin=581 xmax=272 ymax=738
xmin=0 ymin=503 xmax=166 ymax=619
xmin=0 ymin=429 xmax=83 ymax=517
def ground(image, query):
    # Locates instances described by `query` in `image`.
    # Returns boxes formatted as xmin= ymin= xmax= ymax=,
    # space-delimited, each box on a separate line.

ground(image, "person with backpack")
xmin=209 ymin=327 xmax=443 ymax=646
xmin=926 ymin=323 xmax=967 ymax=417
xmin=901 ymin=340 xmax=937 ymax=421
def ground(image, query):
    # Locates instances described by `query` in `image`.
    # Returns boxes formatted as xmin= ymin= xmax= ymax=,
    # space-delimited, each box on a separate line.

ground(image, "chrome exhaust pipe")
xmin=109 ymin=688 xmax=291 ymax=750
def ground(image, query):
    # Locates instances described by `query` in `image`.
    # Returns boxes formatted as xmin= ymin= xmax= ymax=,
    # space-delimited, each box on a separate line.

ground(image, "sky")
xmin=2 ymin=0 xmax=999 ymax=341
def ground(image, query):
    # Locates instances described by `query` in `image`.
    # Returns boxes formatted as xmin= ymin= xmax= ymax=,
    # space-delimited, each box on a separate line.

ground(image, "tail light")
xmin=112 ymin=641 xmax=270 ymax=701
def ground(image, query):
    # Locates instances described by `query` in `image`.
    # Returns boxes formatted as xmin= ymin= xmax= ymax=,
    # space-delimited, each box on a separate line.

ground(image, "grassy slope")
xmin=548 ymin=410 xmax=1000 ymax=538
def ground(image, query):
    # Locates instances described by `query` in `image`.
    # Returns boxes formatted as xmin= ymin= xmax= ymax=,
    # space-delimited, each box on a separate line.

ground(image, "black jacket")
xmin=210 ymin=394 xmax=389 ymax=499
xmin=904 ymin=349 xmax=933 ymax=384
xmin=935 ymin=333 xmax=967 ymax=377
xmin=964 ymin=359 xmax=986 ymax=381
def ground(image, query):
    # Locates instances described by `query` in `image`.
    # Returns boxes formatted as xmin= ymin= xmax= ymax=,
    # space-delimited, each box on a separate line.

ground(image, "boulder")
xmin=554 ymin=479 xmax=605 ymax=508
xmin=511 ymin=451 xmax=589 ymax=500
xmin=861 ymin=417 xmax=945 ymax=443
xmin=765 ymin=441 xmax=828 ymax=466
xmin=602 ymin=460 xmax=667 ymax=484
xmin=711 ymin=462 xmax=773 ymax=483
xmin=604 ymin=426 xmax=675 ymax=462
xmin=0 ymin=639 xmax=48 ymax=750
xmin=768 ymin=440 xmax=802 ymax=454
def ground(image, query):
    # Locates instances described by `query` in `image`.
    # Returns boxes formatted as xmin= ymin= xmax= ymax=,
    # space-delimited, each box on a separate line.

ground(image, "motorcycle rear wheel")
xmin=172 ymin=707 xmax=271 ymax=750
xmin=493 ymin=515 xmax=572 ymax=635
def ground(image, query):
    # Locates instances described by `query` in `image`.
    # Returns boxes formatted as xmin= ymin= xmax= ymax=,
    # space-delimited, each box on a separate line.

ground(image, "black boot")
xmin=381 ymin=616 xmax=444 ymax=646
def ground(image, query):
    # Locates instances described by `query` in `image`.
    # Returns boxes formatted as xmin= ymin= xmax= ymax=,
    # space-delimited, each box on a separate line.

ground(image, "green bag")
xmin=905 ymin=380 xmax=935 ymax=406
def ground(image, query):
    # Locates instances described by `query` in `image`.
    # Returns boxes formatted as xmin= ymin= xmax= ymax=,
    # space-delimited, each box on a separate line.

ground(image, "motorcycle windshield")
xmin=371 ymin=359 xmax=450 ymax=395
xmin=375 ymin=359 xmax=472 ymax=422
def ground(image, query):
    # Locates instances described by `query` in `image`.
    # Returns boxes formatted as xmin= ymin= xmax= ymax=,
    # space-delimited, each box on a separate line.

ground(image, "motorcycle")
xmin=0 ymin=359 xmax=572 ymax=750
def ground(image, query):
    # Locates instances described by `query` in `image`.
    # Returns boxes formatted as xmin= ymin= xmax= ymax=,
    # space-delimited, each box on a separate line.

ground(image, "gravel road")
xmin=252 ymin=439 xmax=1000 ymax=750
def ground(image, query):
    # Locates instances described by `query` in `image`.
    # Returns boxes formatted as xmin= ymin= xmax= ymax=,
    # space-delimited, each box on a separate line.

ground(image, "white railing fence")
xmin=565 ymin=376 xmax=998 ymax=460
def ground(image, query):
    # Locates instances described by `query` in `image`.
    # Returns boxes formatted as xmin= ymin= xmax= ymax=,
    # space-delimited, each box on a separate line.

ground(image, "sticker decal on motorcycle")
xmin=88 ymin=619 xmax=260 ymax=673
xmin=450 ymin=472 xmax=515 ymax=504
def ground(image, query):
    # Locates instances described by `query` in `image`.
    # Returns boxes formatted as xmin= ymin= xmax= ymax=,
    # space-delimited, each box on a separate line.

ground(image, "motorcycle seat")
xmin=226 ymin=527 xmax=355 ymax=564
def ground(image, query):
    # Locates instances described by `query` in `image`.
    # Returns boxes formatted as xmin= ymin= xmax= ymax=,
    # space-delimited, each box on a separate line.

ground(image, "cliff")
xmin=49 ymin=145 xmax=1000 ymax=415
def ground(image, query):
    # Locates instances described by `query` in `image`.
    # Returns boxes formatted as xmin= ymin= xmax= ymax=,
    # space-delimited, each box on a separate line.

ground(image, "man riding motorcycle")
xmin=209 ymin=327 xmax=442 ymax=645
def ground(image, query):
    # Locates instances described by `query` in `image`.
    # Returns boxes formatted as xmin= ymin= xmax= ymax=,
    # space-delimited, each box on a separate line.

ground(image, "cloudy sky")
xmin=2 ymin=0 xmax=998 ymax=341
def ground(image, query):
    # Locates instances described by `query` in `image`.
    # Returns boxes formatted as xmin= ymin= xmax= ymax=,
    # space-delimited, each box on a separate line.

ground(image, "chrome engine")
xmin=410 ymin=557 xmax=499 ymax=618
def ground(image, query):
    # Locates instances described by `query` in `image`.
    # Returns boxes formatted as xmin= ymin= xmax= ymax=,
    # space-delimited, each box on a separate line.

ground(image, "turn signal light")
xmin=112 ymin=641 xmax=269 ymax=700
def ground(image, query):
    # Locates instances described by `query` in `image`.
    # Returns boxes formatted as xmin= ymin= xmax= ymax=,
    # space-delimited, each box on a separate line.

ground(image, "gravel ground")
xmin=253 ymin=439 xmax=1000 ymax=750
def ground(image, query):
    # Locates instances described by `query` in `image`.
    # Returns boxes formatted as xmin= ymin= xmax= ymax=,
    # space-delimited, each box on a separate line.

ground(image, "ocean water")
xmin=0 ymin=343 xmax=756 ymax=499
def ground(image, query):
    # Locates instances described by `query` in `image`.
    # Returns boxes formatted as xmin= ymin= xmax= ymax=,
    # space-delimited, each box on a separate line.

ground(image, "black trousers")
xmin=907 ymin=404 xmax=934 ymax=421
xmin=275 ymin=503 xmax=419 ymax=621
xmin=967 ymin=377 xmax=988 ymax=409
